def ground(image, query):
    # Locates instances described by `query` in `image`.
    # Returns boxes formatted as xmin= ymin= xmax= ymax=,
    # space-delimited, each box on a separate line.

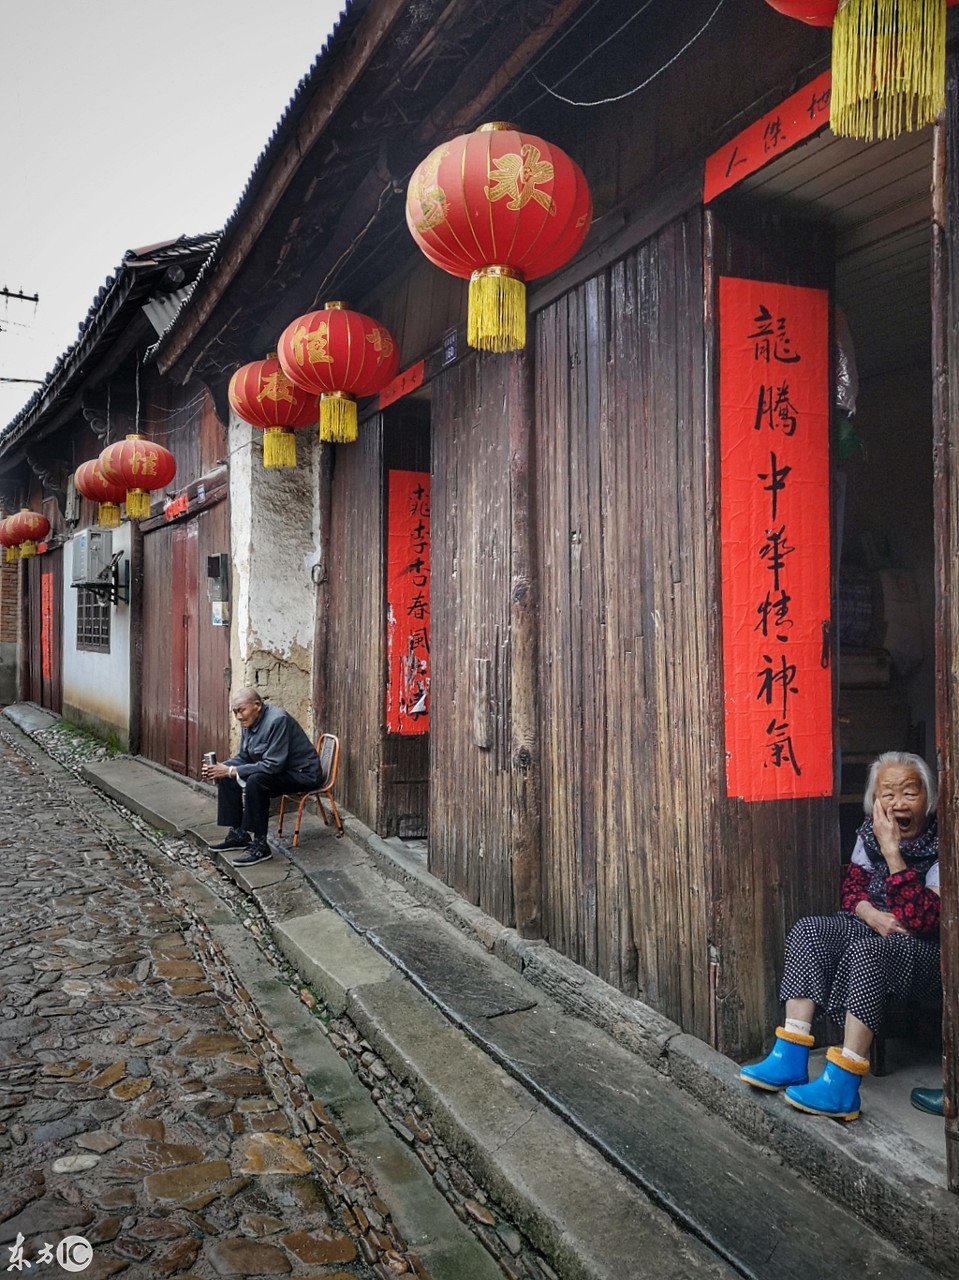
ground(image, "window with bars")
xmin=76 ymin=589 xmax=111 ymax=652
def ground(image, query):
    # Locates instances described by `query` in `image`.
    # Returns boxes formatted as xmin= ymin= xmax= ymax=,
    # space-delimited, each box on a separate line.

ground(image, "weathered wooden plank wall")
xmin=369 ymin=257 xmax=467 ymax=370
xmin=141 ymin=375 xmax=223 ymax=485
xmin=534 ymin=211 xmax=714 ymax=1040
xmin=430 ymin=356 xmax=514 ymax=922
xmin=326 ymin=417 xmax=387 ymax=827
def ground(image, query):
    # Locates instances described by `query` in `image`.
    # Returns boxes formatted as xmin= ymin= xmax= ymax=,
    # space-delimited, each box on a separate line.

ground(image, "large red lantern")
xmin=406 ymin=122 xmax=592 ymax=353
xmin=74 ymin=459 xmax=127 ymax=528
xmin=764 ymin=0 xmax=959 ymax=140
xmin=0 ymin=516 xmax=18 ymax=564
xmin=228 ymin=355 xmax=319 ymax=468
xmin=763 ymin=1 xmax=838 ymax=23
xmin=276 ymin=302 xmax=400 ymax=444
xmin=8 ymin=508 xmax=51 ymax=559
xmin=98 ymin=434 xmax=176 ymax=520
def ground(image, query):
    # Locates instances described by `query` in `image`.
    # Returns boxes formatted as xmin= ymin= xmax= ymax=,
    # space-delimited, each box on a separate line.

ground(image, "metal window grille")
xmin=76 ymin=588 xmax=111 ymax=652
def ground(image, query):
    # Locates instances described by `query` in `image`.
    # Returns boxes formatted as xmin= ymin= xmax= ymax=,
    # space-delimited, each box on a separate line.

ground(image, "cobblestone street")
xmin=0 ymin=729 xmax=437 ymax=1280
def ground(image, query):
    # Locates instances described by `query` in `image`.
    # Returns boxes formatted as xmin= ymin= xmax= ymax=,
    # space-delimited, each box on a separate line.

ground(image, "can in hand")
xmin=202 ymin=752 xmax=217 ymax=768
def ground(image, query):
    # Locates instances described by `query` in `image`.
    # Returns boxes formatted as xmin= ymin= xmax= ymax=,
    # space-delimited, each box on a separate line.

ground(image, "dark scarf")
xmin=855 ymin=814 xmax=939 ymax=910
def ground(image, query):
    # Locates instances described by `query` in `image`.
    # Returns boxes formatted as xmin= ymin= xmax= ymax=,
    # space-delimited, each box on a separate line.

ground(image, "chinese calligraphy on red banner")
xmin=704 ymin=71 xmax=831 ymax=204
xmin=41 ymin=570 xmax=53 ymax=683
xmin=719 ymin=277 xmax=833 ymax=801
xmin=386 ymin=470 xmax=430 ymax=735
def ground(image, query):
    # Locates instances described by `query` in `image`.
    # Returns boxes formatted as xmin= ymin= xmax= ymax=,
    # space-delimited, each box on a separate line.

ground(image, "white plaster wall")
xmin=61 ymin=522 xmax=133 ymax=743
xmin=228 ymin=411 xmax=321 ymax=740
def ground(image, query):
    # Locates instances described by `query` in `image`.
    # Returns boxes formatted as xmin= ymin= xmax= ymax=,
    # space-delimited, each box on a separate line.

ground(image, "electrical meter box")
xmin=72 ymin=528 xmax=113 ymax=585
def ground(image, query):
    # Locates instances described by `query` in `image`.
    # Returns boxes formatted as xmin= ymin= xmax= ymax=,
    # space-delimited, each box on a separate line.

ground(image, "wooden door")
xmin=167 ymin=522 xmax=198 ymax=772
xmin=26 ymin=551 xmax=62 ymax=713
xmin=382 ymin=402 xmax=430 ymax=838
xmin=140 ymin=503 xmax=229 ymax=777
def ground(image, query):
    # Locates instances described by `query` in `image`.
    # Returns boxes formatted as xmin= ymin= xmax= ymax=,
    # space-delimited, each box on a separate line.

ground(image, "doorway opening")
xmin=382 ymin=393 xmax=431 ymax=840
xmin=732 ymin=120 xmax=941 ymax=1172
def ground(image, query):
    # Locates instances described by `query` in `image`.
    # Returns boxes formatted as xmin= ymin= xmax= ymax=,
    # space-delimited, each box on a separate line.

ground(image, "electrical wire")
xmin=529 ymin=0 xmax=729 ymax=108
xmin=499 ymin=0 xmax=639 ymax=108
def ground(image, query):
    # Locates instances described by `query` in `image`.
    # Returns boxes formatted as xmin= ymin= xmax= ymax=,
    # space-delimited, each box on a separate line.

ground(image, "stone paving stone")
xmin=0 ymin=732 xmax=420 ymax=1279
xmin=235 ymin=1134 xmax=314 ymax=1175
xmin=207 ymin=1237 xmax=292 ymax=1274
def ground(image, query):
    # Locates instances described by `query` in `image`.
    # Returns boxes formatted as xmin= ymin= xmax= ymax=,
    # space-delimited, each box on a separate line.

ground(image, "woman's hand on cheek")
xmin=872 ymin=797 xmax=902 ymax=861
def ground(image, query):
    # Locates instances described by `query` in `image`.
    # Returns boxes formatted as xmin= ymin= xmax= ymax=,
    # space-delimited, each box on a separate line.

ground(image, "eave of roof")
xmin=149 ymin=0 xmax=364 ymax=372
xmin=0 ymin=233 xmax=219 ymax=463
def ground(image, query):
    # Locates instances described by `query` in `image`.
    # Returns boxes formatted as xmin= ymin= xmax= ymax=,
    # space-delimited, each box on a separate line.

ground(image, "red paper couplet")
xmin=41 ymin=569 xmax=54 ymax=682
xmin=704 ymin=71 xmax=831 ymax=204
xmin=719 ymin=276 xmax=833 ymax=800
xmin=386 ymin=470 xmax=431 ymax=735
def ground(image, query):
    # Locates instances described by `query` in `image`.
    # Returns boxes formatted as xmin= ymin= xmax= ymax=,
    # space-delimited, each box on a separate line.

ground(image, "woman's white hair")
xmin=863 ymin=751 xmax=938 ymax=815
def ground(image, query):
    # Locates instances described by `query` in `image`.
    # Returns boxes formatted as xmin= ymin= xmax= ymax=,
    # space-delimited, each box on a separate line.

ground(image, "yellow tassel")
xmin=5 ymin=547 xmax=16 ymax=564
xmin=19 ymin=541 xmax=37 ymax=559
xmin=319 ymin=393 xmax=358 ymax=444
xmin=125 ymin=489 xmax=151 ymax=519
xmin=263 ymin=428 xmax=298 ymax=468
xmin=832 ymin=0 xmax=947 ymax=141
xmin=468 ymin=267 xmax=526 ymax=352
xmin=98 ymin=502 xmax=121 ymax=529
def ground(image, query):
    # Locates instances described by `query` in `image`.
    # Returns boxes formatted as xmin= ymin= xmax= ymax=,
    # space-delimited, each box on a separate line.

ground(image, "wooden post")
xmin=507 ymin=350 xmax=542 ymax=938
xmin=932 ymin=94 xmax=958 ymax=1195
xmin=312 ymin=443 xmax=334 ymax=735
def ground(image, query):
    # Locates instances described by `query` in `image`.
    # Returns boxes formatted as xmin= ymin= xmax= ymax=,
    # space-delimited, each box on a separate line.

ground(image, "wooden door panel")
xmin=141 ymin=509 xmax=229 ymax=778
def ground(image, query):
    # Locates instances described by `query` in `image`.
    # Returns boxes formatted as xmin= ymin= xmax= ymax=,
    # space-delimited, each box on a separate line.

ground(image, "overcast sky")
xmin=0 ymin=0 xmax=346 ymax=427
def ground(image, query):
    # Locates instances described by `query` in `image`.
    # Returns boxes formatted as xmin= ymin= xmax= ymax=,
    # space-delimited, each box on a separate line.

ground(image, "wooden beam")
xmin=931 ymin=91 xmax=958 ymax=1195
xmin=418 ymin=0 xmax=591 ymax=145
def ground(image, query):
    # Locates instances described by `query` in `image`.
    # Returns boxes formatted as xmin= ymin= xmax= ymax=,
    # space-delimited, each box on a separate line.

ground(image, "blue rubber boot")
xmin=740 ymin=1027 xmax=814 ymax=1091
xmin=784 ymin=1046 xmax=869 ymax=1121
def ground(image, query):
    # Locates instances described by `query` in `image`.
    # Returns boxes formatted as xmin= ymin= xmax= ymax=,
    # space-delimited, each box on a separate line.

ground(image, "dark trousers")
xmin=216 ymin=771 xmax=318 ymax=841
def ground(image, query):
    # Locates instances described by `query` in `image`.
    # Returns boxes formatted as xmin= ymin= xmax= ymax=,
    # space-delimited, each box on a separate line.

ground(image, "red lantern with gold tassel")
xmin=0 ymin=516 xmax=19 ymax=564
xmin=276 ymin=303 xmax=400 ymax=444
xmin=98 ymin=434 xmax=176 ymax=519
xmin=8 ymin=508 xmax=51 ymax=559
xmin=74 ymin=459 xmax=126 ymax=528
xmin=406 ymin=122 xmax=592 ymax=353
xmin=763 ymin=1 xmax=838 ymax=23
xmin=764 ymin=0 xmax=959 ymax=140
xmin=228 ymin=355 xmax=319 ymax=468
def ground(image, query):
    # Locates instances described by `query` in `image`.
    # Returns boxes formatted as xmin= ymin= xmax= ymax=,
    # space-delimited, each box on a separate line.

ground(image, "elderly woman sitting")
xmin=741 ymin=751 xmax=941 ymax=1120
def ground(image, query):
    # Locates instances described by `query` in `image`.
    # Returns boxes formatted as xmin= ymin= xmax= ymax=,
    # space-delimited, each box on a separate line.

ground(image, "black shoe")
xmin=209 ymin=828 xmax=249 ymax=851
xmin=231 ymin=842 xmax=273 ymax=866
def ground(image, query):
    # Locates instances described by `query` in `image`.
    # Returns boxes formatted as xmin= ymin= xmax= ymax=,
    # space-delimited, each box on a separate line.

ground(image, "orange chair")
xmin=276 ymin=733 xmax=344 ymax=844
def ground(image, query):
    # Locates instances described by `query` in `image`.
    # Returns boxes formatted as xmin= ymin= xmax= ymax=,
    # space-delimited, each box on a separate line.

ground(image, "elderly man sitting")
xmin=203 ymin=687 xmax=323 ymax=865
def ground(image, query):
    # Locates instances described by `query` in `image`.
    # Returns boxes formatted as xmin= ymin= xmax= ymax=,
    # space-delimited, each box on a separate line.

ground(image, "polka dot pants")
xmin=779 ymin=913 xmax=941 ymax=1033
